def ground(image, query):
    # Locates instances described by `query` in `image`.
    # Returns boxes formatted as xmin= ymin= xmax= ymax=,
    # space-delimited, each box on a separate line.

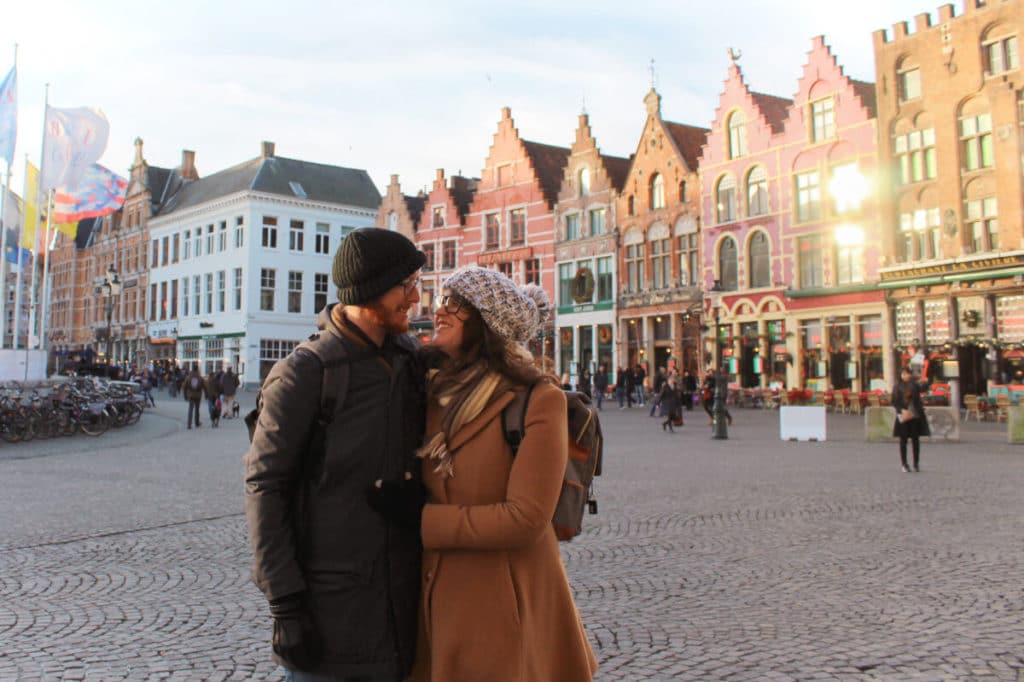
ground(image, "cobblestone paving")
xmin=2 ymin=394 xmax=1023 ymax=680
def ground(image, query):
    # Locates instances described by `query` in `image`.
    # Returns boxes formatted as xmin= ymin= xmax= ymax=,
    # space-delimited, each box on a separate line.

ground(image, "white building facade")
xmin=146 ymin=144 xmax=379 ymax=387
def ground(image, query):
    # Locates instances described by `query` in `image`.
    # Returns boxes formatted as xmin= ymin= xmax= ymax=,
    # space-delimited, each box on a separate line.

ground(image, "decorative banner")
xmin=53 ymin=163 xmax=127 ymax=222
xmin=0 ymin=65 xmax=16 ymax=167
xmin=40 ymin=106 xmax=109 ymax=191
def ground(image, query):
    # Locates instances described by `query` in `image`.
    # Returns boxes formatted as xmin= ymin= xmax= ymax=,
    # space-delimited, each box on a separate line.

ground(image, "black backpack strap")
xmin=502 ymin=383 xmax=537 ymax=457
xmin=294 ymin=332 xmax=353 ymax=426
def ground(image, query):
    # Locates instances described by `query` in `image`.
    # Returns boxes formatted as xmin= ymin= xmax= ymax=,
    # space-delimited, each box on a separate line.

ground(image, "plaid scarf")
xmin=416 ymin=362 xmax=506 ymax=478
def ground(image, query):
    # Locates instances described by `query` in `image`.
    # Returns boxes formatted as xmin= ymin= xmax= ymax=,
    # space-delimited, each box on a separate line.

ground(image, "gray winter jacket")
xmin=244 ymin=304 xmax=425 ymax=679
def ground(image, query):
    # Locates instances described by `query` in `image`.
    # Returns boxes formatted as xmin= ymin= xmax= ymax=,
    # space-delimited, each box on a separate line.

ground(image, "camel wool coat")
xmin=411 ymin=380 xmax=598 ymax=682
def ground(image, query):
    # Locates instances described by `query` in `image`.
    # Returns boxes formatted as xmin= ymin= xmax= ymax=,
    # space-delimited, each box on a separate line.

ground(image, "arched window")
xmin=650 ymin=173 xmax=665 ymax=210
xmin=627 ymin=195 xmax=635 ymax=216
xmin=748 ymin=231 xmax=770 ymax=288
xmin=679 ymin=180 xmax=687 ymax=202
xmin=727 ymin=111 xmax=747 ymax=159
xmin=719 ymin=236 xmax=738 ymax=291
xmin=578 ymin=167 xmax=591 ymax=197
xmin=388 ymin=212 xmax=398 ymax=231
xmin=982 ymin=24 xmax=1019 ymax=75
xmin=746 ymin=166 xmax=768 ymax=216
xmin=716 ymin=174 xmax=737 ymax=223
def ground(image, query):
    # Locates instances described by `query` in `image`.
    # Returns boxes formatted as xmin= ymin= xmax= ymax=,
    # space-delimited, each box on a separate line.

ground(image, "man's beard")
xmin=367 ymin=298 xmax=410 ymax=335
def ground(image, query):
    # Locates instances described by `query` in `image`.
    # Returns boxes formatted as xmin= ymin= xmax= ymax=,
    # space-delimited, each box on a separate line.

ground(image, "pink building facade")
xmin=700 ymin=37 xmax=892 ymax=392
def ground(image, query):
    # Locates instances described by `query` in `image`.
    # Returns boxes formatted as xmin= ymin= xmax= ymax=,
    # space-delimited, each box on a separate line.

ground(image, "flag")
xmin=0 ymin=65 xmax=15 ymax=166
xmin=20 ymin=161 xmax=40 ymax=251
xmin=40 ymin=106 xmax=109 ymax=191
xmin=52 ymin=163 xmax=127 ymax=222
xmin=2 ymin=187 xmax=28 ymax=266
xmin=4 ymin=226 xmax=28 ymax=266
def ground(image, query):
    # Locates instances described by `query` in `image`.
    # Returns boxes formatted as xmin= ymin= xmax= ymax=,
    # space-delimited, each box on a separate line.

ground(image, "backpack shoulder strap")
xmin=502 ymin=382 xmax=537 ymax=457
xmin=295 ymin=332 xmax=351 ymax=426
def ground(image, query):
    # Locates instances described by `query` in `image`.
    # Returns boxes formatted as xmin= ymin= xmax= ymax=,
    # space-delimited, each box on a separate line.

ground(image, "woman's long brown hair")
xmin=426 ymin=303 xmax=556 ymax=399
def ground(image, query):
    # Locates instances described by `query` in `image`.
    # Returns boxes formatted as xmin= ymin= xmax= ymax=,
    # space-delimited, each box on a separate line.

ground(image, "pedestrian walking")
xmin=183 ymin=365 xmax=205 ymax=429
xmin=623 ymin=367 xmax=636 ymax=409
xmin=650 ymin=368 xmax=666 ymax=417
xmin=892 ymin=367 xmax=929 ymax=473
xmin=578 ymin=367 xmax=592 ymax=398
xmin=368 ymin=265 xmax=597 ymax=681
xmin=593 ymin=365 xmax=608 ymax=410
xmin=634 ymin=364 xmax=647 ymax=406
xmin=683 ymin=370 xmax=697 ymax=411
xmin=658 ymin=376 xmax=683 ymax=432
xmin=140 ymin=370 xmax=156 ymax=407
xmin=220 ymin=365 xmax=240 ymax=419
xmin=245 ymin=227 xmax=427 ymax=681
xmin=203 ymin=371 xmax=222 ymax=428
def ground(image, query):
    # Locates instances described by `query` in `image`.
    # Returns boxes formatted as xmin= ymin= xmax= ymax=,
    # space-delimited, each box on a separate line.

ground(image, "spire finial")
xmin=649 ymin=58 xmax=657 ymax=88
xmin=728 ymin=47 xmax=742 ymax=63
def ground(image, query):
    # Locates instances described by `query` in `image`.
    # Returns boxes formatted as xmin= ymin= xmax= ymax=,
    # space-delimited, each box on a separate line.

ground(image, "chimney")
xmin=261 ymin=141 xmax=275 ymax=158
xmin=181 ymin=149 xmax=197 ymax=179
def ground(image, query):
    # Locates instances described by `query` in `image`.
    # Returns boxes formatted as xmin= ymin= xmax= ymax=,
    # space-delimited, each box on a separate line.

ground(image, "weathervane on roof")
xmin=649 ymin=58 xmax=657 ymax=89
xmin=581 ymin=90 xmax=587 ymax=116
xmin=728 ymin=48 xmax=742 ymax=63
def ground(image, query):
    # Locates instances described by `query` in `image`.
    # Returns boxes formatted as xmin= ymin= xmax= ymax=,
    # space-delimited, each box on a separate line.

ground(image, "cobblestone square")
xmin=2 ymin=395 xmax=1023 ymax=680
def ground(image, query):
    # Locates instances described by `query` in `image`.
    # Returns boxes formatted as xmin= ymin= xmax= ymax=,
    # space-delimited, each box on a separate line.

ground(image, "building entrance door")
xmin=957 ymin=344 xmax=988 ymax=396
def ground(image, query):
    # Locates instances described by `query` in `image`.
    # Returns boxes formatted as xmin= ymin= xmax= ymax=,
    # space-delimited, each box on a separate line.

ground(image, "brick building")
xmin=615 ymin=88 xmax=708 ymax=379
xmin=700 ymin=39 xmax=886 ymax=393
xmin=46 ymin=139 xmax=194 ymax=370
xmin=873 ymin=0 xmax=1024 ymax=397
xmin=376 ymin=169 xmax=477 ymax=337
xmin=462 ymin=107 xmax=569 ymax=364
xmin=553 ymin=113 xmax=630 ymax=387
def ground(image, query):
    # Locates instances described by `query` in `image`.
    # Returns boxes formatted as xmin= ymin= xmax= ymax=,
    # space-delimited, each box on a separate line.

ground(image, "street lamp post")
xmin=101 ymin=266 xmax=121 ymax=364
xmin=710 ymin=280 xmax=729 ymax=440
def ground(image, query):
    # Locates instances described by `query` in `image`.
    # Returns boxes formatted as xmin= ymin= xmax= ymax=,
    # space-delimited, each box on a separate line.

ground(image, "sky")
xmin=1 ymin=0 xmax=939 ymax=197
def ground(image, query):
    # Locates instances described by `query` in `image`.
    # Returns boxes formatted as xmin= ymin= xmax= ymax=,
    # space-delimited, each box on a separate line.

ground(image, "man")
xmin=183 ymin=364 xmax=205 ymax=429
xmin=634 ymin=364 xmax=647 ymax=406
xmin=220 ymin=365 xmax=240 ymax=419
xmin=245 ymin=227 xmax=427 ymax=682
xmin=593 ymin=364 xmax=608 ymax=410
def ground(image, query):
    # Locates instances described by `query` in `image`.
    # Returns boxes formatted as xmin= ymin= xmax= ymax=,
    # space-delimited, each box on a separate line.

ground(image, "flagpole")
xmin=12 ymin=155 xmax=25 ymax=353
xmin=25 ymin=83 xmax=47 ymax=377
xmin=0 ymin=164 xmax=10 ymax=351
xmin=0 ymin=44 xmax=16 ymax=351
xmin=39 ymin=187 xmax=54 ymax=355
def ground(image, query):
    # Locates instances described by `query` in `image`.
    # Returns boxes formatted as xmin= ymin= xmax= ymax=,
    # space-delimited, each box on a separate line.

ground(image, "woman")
xmin=892 ymin=367 xmax=929 ymax=473
xmin=371 ymin=266 xmax=597 ymax=681
xmin=658 ymin=376 xmax=682 ymax=432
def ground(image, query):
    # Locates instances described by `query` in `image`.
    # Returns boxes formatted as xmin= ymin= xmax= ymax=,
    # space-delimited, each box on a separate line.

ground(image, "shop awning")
xmin=942 ymin=267 xmax=1024 ymax=283
xmin=149 ymin=337 xmax=176 ymax=345
xmin=878 ymin=276 xmax=945 ymax=289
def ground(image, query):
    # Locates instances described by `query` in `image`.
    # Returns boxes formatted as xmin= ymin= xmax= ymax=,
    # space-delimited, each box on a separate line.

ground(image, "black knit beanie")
xmin=332 ymin=228 xmax=426 ymax=305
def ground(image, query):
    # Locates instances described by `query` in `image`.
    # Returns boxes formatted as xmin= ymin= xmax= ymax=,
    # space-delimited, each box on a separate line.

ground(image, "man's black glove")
xmin=366 ymin=474 xmax=426 ymax=532
xmin=269 ymin=593 xmax=322 ymax=671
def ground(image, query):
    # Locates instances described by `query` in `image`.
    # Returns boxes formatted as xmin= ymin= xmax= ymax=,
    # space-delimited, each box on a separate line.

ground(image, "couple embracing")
xmin=244 ymin=228 xmax=597 ymax=682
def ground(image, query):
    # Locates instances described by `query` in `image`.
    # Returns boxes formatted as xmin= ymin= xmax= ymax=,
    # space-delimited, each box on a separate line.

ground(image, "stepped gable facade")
xmin=462 ymin=106 xmax=570 ymax=362
xmin=615 ymin=88 xmax=708 ymax=376
xmin=552 ymin=112 xmax=630 ymax=386
xmin=699 ymin=37 xmax=885 ymax=393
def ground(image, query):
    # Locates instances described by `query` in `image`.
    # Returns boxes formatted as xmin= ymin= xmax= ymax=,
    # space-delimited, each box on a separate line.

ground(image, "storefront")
xmin=880 ymin=252 xmax=1024 ymax=402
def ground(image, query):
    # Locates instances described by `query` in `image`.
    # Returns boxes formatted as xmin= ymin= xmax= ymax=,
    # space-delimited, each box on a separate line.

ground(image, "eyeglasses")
xmin=399 ymin=275 xmax=420 ymax=297
xmin=434 ymin=293 xmax=471 ymax=317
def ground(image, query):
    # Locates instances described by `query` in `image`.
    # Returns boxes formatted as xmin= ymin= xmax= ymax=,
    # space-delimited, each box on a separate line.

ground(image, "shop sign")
xmin=880 ymin=254 xmax=1024 ymax=281
xmin=477 ymin=246 xmax=533 ymax=265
